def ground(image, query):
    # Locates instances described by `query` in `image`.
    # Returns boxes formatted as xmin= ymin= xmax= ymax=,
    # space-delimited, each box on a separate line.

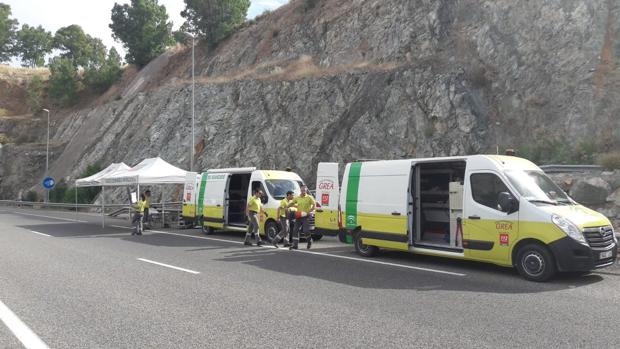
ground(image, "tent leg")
xmin=75 ymin=185 xmax=78 ymax=218
xmin=102 ymin=186 xmax=105 ymax=228
xmin=162 ymin=189 xmax=165 ymax=229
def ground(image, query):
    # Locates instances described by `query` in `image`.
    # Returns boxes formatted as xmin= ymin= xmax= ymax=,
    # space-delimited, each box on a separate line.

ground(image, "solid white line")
xmin=29 ymin=231 xmax=51 ymax=237
xmin=294 ymin=249 xmax=466 ymax=276
xmin=137 ymin=258 xmax=200 ymax=274
xmin=111 ymin=225 xmax=131 ymax=230
xmin=146 ymin=230 xmax=464 ymax=276
xmin=0 ymin=300 xmax=50 ymax=349
xmin=12 ymin=211 xmax=87 ymax=223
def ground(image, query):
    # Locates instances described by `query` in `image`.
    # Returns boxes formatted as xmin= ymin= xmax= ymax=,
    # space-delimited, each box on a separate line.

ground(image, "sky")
xmin=4 ymin=0 xmax=289 ymax=62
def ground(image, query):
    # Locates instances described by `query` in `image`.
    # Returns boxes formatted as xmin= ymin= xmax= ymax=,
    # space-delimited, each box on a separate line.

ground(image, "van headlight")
xmin=551 ymin=214 xmax=587 ymax=244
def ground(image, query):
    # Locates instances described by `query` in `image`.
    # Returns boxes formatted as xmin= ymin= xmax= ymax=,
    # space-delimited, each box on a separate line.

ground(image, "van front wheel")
xmin=354 ymin=234 xmax=378 ymax=257
xmin=515 ymin=243 xmax=556 ymax=282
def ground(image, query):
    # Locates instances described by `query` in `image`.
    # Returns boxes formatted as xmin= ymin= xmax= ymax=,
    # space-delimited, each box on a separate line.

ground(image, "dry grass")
xmin=191 ymin=55 xmax=400 ymax=86
xmin=0 ymin=64 xmax=49 ymax=81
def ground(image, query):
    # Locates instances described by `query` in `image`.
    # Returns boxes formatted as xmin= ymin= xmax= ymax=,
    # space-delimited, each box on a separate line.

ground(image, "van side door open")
xmin=315 ymin=162 xmax=341 ymax=235
xmin=463 ymin=171 xmax=519 ymax=264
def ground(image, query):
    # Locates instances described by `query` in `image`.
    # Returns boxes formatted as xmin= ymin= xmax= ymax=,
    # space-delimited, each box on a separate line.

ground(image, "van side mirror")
xmin=497 ymin=192 xmax=518 ymax=214
xmin=261 ymin=195 xmax=268 ymax=204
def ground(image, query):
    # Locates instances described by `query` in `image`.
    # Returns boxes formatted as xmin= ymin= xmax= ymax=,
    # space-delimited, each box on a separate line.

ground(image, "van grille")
xmin=583 ymin=226 xmax=615 ymax=250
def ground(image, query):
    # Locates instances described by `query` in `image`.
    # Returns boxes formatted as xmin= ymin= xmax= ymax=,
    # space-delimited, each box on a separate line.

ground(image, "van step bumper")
xmin=548 ymin=237 xmax=617 ymax=272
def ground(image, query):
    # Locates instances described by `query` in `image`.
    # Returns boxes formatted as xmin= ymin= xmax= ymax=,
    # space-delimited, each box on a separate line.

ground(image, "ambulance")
xmin=197 ymin=167 xmax=310 ymax=240
xmin=315 ymin=155 xmax=617 ymax=281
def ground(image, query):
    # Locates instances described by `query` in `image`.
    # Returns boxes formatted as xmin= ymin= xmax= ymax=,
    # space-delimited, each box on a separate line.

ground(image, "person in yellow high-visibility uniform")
xmin=245 ymin=189 xmax=266 ymax=246
xmin=289 ymin=185 xmax=315 ymax=250
xmin=132 ymin=194 xmax=146 ymax=236
xmin=272 ymin=191 xmax=294 ymax=248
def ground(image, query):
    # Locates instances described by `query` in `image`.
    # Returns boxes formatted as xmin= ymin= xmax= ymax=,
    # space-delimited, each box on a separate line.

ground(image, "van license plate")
xmin=600 ymin=251 xmax=613 ymax=259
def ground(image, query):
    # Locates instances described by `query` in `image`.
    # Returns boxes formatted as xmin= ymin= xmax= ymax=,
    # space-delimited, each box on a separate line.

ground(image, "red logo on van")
xmin=318 ymin=180 xmax=335 ymax=190
xmin=499 ymin=233 xmax=509 ymax=245
xmin=322 ymin=193 xmax=329 ymax=205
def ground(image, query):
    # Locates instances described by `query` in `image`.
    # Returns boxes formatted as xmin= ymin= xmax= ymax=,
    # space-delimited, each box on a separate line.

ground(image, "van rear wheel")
xmin=202 ymin=225 xmax=215 ymax=235
xmin=515 ymin=243 xmax=556 ymax=282
xmin=354 ymin=234 xmax=378 ymax=257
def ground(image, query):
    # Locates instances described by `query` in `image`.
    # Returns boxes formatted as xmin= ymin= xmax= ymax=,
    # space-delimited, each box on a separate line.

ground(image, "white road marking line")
xmin=111 ymin=225 xmax=131 ymax=230
xmin=137 ymin=258 xmax=200 ymax=274
xmin=293 ymin=249 xmax=466 ymax=276
xmin=11 ymin=211 xmax=87 ymax=223
xmin=28 ymin=231 xmax=51 ymax=237
xmin=146 ymin=230 xmax=464 ymax=276
xmin=0 ymin=300 xmax=50 ymax=349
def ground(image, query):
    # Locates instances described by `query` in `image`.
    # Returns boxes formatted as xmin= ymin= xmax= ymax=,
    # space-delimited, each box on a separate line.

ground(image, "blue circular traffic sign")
xmin=42 ymin=177 xmax=56 ymax=190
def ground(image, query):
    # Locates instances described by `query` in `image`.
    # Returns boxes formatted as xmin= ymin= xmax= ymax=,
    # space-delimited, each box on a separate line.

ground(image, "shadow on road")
xmin=213 ymin=246 xmax=605 ymax=294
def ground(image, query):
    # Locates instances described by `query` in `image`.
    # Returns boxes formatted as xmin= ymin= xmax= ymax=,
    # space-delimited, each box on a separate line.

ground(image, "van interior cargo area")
xmin=415 ymin=161 xmax=466 ymax=249
xmin=227 ymin=173 xmax=251 ymax=226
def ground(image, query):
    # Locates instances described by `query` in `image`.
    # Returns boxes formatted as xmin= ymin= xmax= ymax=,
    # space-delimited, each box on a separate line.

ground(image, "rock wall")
xmin=1 ymin=0 xmax=619 ymax=202
xmin=549 ymin=170 xmax=620 ymax=229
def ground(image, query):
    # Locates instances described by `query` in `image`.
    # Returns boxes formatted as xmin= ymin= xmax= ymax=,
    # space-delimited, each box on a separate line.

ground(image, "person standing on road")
xmin=143 ymin=190 xmax=152 ymax=230
xmin=272 ymin=191 xmax=294 ymax=248
xmin=289 ymin=185 xmax=315 ymax=250
xmin=245 ymin=189 xmax=266 ymax=246
xmin=132 ymin=194 xmax=146 ymax=236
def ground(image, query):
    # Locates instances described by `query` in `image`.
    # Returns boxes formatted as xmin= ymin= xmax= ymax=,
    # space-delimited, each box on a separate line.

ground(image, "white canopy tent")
xmin=102 ymin=157 xmax=188 ymax=186
xmin=75 ymin=158 xmax=188 ymax=228
xmin=75 ymin=163 xmax=131 ymax=187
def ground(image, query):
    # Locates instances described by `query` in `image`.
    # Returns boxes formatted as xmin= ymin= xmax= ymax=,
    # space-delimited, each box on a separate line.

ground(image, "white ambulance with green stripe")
xmin=184 ymin=167 xmax=309 ymax=240
xmin=314 ymin=155 xmax=617 ymax=281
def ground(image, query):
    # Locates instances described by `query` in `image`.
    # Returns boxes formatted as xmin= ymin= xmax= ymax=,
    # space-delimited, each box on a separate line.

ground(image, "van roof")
xmin=350 ymin=155 xmax=540 ymax=171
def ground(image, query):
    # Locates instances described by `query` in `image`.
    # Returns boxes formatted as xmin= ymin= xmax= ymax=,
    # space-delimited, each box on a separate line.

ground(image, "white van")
xmin=314 ymin=155 xmax=617 ymax=281
xmin=199 ymin=167 xmax=309 ymax=240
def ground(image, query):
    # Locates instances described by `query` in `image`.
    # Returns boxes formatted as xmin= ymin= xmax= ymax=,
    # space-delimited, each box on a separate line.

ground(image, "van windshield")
xmin=504 ymin=170 xmax=572 ymax=205
xmin=264 ymin=180 xmax=301 ymax=200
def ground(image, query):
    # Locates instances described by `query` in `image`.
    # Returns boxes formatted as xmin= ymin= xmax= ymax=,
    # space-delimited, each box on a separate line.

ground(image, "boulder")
xmin=608 ymin=187 xmax=620 ymax=206
xmin=570 ymin=177 xmax=611 ymax=205
xmin=601 ymin=170 xmax=620 ymax=191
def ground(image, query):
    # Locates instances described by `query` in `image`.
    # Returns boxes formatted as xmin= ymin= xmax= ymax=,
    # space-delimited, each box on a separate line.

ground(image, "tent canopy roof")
xmin=101 ymin=157 xmax=188 ymax=186
xmin=75 ymin=163 xmax=131 ymax=187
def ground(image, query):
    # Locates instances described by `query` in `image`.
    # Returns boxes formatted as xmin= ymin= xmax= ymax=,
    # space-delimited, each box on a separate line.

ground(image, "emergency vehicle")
xmin=314 ymin=155 xmax=617 ymax=281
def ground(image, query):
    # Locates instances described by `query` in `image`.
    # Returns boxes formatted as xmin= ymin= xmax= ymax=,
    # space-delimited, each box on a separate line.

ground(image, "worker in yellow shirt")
xmin=132 ymin=194 xmax=146 ymax=236
xmin=289 ymin=185 xmax=315 ymax=250
xmin=272 ymin=191 xmax=294 ymax=248
xmin=245 ymin=189 xmax=266 ymax=246
xmin=143 ymin=190 xmax=152 ymax=229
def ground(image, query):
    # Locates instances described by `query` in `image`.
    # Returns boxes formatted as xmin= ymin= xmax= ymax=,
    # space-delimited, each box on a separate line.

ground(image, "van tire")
xmin=515 ymin=243 xmax=556 ymax=282
xmin=202 ymin=225 xmax=215 ymax=235
xmin=354 ymin=234 xmax=378 ymax=257
xmin=265 ymin=221 xmax=279 ymax=242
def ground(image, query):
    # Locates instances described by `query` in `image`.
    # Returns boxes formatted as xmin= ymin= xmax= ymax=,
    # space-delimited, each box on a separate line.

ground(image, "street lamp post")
xmin=42 ymin=108 xmax=50 ymax=202
xmin=184 ymin=32 xmax=196 ymax=172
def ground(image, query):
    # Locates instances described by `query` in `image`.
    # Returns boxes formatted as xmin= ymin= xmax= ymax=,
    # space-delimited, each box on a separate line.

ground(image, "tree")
xmin=54 ymin=25 xmax=107 ymax=69
xmin=84 ymin=47 xmax=123 ymax=92
xmin=109 ymin=0 xmax=173 ymax=67
xmin=13 ymin=24 xmax=53 ymax=67
xmin=181 ymin=0 xmax=250 ymax=47
xmin=0 ymin=2 xmax=18 ymax=63
xmin=26 ymin=75 xmax=45 ymax=112
xmin=48 ymin=57 xmax=78 ymax=106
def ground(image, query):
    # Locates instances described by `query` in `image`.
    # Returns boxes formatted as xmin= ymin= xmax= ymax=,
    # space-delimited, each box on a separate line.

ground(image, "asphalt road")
xmin=1 ymin=207 xmax=619 ymax=348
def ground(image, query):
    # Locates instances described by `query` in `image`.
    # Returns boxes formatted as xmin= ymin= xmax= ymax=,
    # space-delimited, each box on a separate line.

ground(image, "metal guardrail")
xmin=540 ymin=165 xmax=604 ymax=173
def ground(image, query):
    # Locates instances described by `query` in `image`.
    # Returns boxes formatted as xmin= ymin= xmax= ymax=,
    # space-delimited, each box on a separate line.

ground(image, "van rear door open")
xmin=182 ymin=172 xmax=198 ymax=218
xmin=315 ymin=163 xmax=341 ymax=235
xmin=203 ymin=172 xmax=230 ymax=228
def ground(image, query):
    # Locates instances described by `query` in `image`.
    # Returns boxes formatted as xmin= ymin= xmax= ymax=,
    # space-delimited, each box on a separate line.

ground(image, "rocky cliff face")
xmin=1 ymin=0 xmax=619 ymax=201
